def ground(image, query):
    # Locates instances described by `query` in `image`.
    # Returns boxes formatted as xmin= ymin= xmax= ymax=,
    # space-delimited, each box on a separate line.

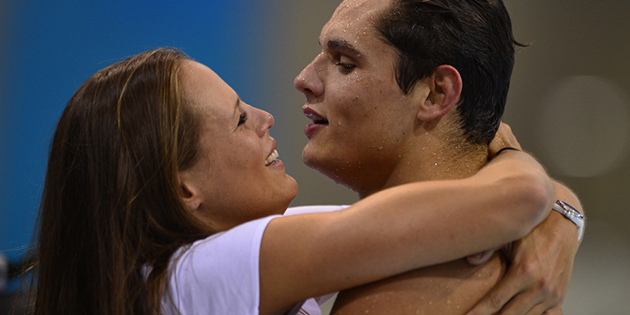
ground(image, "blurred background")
xmin=1 ymin=0 xmax=628 ymax=314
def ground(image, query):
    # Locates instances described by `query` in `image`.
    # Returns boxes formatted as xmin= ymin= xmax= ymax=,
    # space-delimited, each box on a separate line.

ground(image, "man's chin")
xmin=302 ymin=144 xmax=333 ymax=173
xmin=301 ymin=145 xmax=321 ymax=169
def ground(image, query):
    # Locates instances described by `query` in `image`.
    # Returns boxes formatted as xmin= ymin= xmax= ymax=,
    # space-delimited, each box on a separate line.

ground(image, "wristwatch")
xmin=551 ymin=200 xmax=584 ymax=242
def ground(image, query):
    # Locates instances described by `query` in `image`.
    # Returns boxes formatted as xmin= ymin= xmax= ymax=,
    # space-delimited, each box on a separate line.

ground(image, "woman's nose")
xmin=256 ymin=108 xmax=274 ymax=137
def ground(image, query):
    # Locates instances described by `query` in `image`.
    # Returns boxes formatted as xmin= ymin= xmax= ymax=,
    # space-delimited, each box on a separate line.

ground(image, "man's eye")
xmin=335 ymin=62 xmax=355 ymax=69
xmin=238 ymin=112 xmax=248 ymax=126
xmin=335 ymin=62 xmax=356 ymax=73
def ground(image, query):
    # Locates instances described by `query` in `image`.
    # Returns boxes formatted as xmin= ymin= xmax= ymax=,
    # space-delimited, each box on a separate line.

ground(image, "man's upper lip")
xmin=302 ymin=106 xmax=327 ymax=123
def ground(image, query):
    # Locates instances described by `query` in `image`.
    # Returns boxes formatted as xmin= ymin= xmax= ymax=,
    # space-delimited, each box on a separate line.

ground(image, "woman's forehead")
xmin=180 ymin=61 xmax=238 ymax=117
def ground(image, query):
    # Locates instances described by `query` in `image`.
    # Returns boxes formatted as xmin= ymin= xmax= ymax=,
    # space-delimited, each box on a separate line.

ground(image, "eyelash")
xmin=335 ymin=61 xmax=356 ymax=73
xmin=238 ymin=112 xmax=248 ymax=126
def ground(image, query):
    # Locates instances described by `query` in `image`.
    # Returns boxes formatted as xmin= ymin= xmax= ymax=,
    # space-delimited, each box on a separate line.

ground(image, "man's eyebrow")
xmin=324 ymin=39 xmax=362 ymax=56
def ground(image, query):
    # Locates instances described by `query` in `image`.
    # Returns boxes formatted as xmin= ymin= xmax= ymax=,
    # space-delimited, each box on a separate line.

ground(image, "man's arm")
xmin=465 ymin=181 xmax=582 ymax=315
xmin=464 ymin=123 xmax=583 ymax=315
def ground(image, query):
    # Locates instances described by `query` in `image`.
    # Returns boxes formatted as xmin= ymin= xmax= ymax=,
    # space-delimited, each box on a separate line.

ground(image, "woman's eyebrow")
xmin=233 ymin=95 xmax=241 ymax=117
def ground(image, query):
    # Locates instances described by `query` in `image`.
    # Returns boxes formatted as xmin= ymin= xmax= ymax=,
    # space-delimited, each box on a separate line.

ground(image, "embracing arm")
xmin=258 ymin=151 xmax=554 ymax=315
xmin=464 ymin=123 xmax=584 ymax=315
xmin=465 ymin=181 xmax=583 ymax=315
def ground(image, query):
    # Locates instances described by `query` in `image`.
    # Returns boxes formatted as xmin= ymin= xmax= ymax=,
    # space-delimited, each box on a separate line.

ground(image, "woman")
xmin=29 ymin=48 xmax=554 ymax=315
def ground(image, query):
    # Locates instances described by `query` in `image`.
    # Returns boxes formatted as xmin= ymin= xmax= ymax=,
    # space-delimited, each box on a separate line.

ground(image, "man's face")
xmin=294 ymin=0 xmax=423 ymax=193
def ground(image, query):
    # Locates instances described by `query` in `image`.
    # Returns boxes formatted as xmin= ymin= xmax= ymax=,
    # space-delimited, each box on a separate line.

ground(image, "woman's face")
xmin=179 ymin=61 xmax=297 ymax=231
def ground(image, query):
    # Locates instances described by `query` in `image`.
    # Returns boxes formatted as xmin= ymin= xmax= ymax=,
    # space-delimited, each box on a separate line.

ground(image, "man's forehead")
xmin=335 ymin=0 xmax=391 ymax=13
xmin=321 ymin=0 xmax=389 ymax=43
xmin=331 ymin=0 xmax=388 ymax=21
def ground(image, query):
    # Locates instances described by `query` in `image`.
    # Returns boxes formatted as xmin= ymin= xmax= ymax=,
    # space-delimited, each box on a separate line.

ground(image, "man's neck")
xmin=357 ymin=139 xmax=488 ymax=199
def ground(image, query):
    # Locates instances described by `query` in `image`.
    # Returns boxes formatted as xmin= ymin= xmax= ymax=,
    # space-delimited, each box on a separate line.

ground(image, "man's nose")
xmin=294 ymin=57 xmax=324 ymax=99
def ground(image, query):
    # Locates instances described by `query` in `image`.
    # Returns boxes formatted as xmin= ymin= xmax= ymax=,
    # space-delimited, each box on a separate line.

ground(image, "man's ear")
xmin=178 ymin=171 xmax=202 ymax=212
xmin=416 ymin=65 xmax=462 ymax=122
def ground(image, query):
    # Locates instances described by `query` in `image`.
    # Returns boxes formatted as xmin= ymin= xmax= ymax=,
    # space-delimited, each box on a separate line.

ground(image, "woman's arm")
xmin=258 ymin=150 xmax=554 ymax=315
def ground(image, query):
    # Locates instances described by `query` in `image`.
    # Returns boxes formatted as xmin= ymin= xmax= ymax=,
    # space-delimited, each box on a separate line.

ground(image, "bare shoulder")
xmin=331 ymin=253 xmax=507 ymax=315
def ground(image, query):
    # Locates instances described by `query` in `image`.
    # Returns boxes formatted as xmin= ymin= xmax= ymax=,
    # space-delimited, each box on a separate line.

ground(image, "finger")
xmin=500 ymin=296 xmax=544 ymax=315
xmin=501 ymin=263 xmax=565 ymax=315
xmin=464 ymin=273 xmax=527 ymax=315
xmin=465 ymin=254 xmax=553 ymax=315
xmin=488 ymin=122 xmax=522 ymax=157
xmin=467 ymin=249 xmax=498 ymax=265
xmin=497 ymin=280 xmax=562 ymax=315
xmin=522 ymin=303 xmax=561 ymax=315
xmin=486 ymin=291 xmax=540 ymax=315
xmin=543 ymin=306 xmax=563 ymax=315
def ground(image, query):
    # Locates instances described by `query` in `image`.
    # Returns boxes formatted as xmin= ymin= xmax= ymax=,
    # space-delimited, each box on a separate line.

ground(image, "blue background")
xmin=0 ymin=0 xmax=267 ymax=263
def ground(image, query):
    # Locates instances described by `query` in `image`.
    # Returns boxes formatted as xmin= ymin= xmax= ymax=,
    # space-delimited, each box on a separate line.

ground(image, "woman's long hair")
xmin=29 ymin=48 xmax=213 ymax=314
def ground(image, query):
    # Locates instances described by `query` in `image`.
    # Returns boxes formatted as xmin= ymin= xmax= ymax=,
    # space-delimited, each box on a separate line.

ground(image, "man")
xmin=294 ymin=0 xmax=582 ymax=314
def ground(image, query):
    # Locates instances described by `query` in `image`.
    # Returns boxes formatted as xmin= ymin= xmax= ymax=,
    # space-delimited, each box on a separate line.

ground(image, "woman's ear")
xmin=415 ymin=65 xmax=463 ymax=122
xmin=178 ymin=171 xmax=202 ymax=212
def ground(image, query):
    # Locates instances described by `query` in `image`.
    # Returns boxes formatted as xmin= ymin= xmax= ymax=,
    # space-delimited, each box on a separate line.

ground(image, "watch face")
xmin=554 ymin=200 xmax=585 ymax=242
xmin=557 ymin=200 xmax=584 ymax=219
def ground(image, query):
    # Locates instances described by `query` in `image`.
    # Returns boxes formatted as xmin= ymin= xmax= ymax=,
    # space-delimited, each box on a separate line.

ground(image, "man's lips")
xmin=302 ymin=106 xmax=329 ymax=125
xmin=302 ymin=106 xmax=329 ymax=138
xmin=304 ymin=123 xmax=326 ymax=139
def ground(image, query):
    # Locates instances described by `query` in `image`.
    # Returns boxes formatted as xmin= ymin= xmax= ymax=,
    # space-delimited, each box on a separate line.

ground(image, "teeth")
xmin=265 ymin=149 xmax=279 ymax=166
xmin=305 ymin=112 xmax=325 ymax=122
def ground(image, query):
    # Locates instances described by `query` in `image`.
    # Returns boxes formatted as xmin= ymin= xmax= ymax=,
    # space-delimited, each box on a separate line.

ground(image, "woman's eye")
xmin=238 ymin=112 xmax=248 ymax=126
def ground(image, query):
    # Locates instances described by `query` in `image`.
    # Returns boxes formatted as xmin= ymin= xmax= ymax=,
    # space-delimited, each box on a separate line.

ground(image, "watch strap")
xmin=551 ymin=200 xmax=584 ymax=242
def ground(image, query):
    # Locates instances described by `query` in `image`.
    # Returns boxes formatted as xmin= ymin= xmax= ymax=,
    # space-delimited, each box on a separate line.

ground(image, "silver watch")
xmin=551 ymin=200 xmax=584 ymax=242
